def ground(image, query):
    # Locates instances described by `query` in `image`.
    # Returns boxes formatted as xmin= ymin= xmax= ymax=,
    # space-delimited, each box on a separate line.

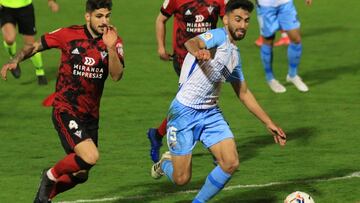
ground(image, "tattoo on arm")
xmin=10 ymin=42 xmax=45 ymax=63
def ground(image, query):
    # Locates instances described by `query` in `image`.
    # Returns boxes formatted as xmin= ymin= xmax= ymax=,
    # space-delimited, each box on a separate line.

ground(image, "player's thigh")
xmin=209 ymin=138 xmax=238 ymax=164
xmin=166 ymin=99 xmax=199 ymax=156
xmin=74 ymin=138 xmax=99 ymax=165
xmin=1 ymin=23 xmax=16 ymax=42
xmin=22 ymin=34 xmax=36 ymax=46
xmin=171 ymin=153 xmax=192 ymax=180
xmin=278 ymin=1 xmax=300 ymax=32
xmin=200 ymin=108 xmax=234 ymax=150
xmin=16 ymin=4 xmax=36 ymax=35
xmin=52 ymin=109 xmax=98 ymax=155
xmin=0 ymin=7 xmax=17 ymax=43
xmin=256 ymin=5 xmax=280 ymax=37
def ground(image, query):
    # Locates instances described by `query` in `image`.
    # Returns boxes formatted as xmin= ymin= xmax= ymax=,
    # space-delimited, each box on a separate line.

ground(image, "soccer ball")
xmin=284 ymin=191 xmax=315 ymax=203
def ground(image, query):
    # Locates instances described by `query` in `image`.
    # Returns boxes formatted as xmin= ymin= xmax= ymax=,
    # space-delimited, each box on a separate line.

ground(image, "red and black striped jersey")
xmin=161 ymin=0 xmax=226 ymax=66
xmin=41 ymin=25 xmax=124 ymax=120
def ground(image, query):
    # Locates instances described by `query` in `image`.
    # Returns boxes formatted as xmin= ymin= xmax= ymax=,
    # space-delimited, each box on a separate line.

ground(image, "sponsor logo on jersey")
xmin=186 ymin=22 xmax=212 ymax=33
xmin=208 ymin=6 xmax=214 ymax=14
xmin=73 ymin=64 xmax=104 ymax=79
xmin=101 ymin=51 xmax=108 ymax=60
xmin=201 ymin=33 xmax=213 ymax=41
xmin=84 ymin=57 xmax=95 ymax=66
xmin=195 ymin=15 xmax=204 ymax=22
xmin=185 ymin=9 xmax=192 ymax=15
xmin=71 ymin=48 xmax=80 ymax=55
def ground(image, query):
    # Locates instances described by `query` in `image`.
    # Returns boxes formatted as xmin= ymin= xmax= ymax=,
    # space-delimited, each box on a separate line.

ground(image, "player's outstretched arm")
xmin=103 ymin=25 xmax=124 ymax=81
xmin=231 ymin=80 xmax=286 ymax=146
xmin=1 ymin=41 xmax=45 ymax=80
xmin=155 ymin=13 xmax=172 ymax=61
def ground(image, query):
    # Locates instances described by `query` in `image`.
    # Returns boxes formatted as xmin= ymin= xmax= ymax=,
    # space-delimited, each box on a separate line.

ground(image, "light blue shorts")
xmin=166 ymin=99 xmax=234 ymax=156
xmin=256 ymin=1 xmax=300 ymax=37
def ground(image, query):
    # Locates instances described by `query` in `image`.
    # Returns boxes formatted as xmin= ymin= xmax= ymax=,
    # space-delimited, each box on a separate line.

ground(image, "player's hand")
xmin=195 ymin=49 xmax=211 ymax=61
xmin=267 ymin=123 xmax=286 ymax=146
xmin=158 ymin=48 xmax=173 ymax=61
xmin=305 ymin=0 xmax=312 ymax=6
xmin=1 ymin=63 xmax=18 ymax=80
xmin=48 ymin=0 xmax=59 ymax=12
xmin=103 ymin=25 xmax=118 ymax=49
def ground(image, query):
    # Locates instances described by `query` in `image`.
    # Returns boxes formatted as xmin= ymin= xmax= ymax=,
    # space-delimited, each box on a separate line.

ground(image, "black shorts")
xmin=0 ymin=4 xmax=36 ymax=35
xmin=52 ymin=109 xmax=99 ymax=154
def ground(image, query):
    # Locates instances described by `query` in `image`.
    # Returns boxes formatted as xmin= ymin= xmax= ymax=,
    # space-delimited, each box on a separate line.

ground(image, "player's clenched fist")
xmin=195 ymin=49 xmax=211 ymax=61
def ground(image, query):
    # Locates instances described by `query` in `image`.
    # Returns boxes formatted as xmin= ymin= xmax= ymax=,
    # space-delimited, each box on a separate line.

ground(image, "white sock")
xmin=47 ymin=168 xmax=57 ymax=182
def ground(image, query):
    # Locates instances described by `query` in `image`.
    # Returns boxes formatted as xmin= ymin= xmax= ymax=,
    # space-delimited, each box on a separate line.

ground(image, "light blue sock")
xmin=287 ymin=42 xmax=302 ymax=78
xmin=161 ymin=160 xmax=174 ymax=183
xmin=260 ymin=44 xmax=274 ymax=81
xmin=193 ymin=165 xmax=231 ymax=203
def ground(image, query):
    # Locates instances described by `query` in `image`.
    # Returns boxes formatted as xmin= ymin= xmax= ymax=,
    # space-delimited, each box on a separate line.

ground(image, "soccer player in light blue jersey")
xmin=256 ymin=0 xmax=312 ymax=93
xmin=150 ymin=0 xmax=286 ymax=202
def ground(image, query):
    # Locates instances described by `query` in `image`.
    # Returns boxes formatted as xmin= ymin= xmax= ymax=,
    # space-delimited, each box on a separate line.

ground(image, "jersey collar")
xmin=83 ymin=24 xmax=102 ymax=40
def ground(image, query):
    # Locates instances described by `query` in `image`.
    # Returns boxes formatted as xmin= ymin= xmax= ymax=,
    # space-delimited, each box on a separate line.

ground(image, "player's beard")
xmin=228 ymin=25 xmax=246 ymax=41
xmin=89 ymin=21 xmax=104 ymax=36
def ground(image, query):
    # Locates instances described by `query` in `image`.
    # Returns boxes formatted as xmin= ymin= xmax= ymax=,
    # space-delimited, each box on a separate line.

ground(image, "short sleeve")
xmin=198 ymin=28 xmax=227 ymax=49
xmin=115 ymin=38 xmax=125 ymax=67
xmin=41 ymin=28 xmax=65 ymax=50
xmin=226 ymin=65 xmax=245 ymax=82
xmin=160 ymin=0 xmax=176 ymax=17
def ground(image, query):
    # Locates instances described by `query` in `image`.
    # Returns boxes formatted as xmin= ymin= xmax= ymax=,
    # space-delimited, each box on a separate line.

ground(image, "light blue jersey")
xmin=167 ymin=27 xmax=245 ymax=155
xmin=177 ymin=28 xmax=245 ymax=109
xmin=256 ymin=0 xmax=300 ymax=37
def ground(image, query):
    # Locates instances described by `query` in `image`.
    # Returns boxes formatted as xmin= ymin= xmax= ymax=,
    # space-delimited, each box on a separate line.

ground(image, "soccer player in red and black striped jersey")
xmin=1 ymin=0 xmax=124 ymax=202
xmin=149 ymin=0 xmax=227 ymax=163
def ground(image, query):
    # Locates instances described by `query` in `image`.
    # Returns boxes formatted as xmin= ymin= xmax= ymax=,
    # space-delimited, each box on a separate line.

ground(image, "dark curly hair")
xmin=86 ymin=0 xmax=112 ymax=12
xmin=225 ymin=0 xmax=254 ymax=13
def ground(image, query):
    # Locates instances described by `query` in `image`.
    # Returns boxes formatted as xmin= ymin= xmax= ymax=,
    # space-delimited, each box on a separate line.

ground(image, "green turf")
xmin=0 ymin=0 xmax=359 ymax=202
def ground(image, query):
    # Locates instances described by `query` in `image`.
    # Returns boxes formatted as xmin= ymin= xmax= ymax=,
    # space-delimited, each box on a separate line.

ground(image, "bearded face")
xmin=86 ymin=8 xmax=111 ymax=36
xmin=224 ymin=8 xmax=251 ymax=41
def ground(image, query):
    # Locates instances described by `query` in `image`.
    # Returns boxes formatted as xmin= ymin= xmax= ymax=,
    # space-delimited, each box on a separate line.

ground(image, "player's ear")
xmin=223 ymin=14 xmax=229 ymax=26
xmin=85 ymin=12 xmax=91 ymax=22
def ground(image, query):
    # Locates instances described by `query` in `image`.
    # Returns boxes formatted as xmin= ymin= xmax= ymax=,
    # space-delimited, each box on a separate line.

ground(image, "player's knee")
xmin=3 ymin=37 xmax=15 ymax=45
xmin=71 ymin=171 xmax=89 ymax=184
xmin=173 ymin=174 xmax=191 ymax=186
xmin=289 ymin=35 xmax=301 ymax=44
xmin=77 ymin=151 xmax=99 ymax=166
xmin=219 ymin=158 xmax=239 ymax=174
xmin=82 ymin=151 xmax=99 ymax=165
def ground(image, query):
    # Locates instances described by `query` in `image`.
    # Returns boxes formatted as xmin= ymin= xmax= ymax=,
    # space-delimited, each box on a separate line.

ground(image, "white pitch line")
xmin=57 ymin=171 xmax=360 ymax=203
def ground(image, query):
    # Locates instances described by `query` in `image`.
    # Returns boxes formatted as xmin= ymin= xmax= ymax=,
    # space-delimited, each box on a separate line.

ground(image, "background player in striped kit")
xmin=151 ymin=0 xmax=286 ymax=202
